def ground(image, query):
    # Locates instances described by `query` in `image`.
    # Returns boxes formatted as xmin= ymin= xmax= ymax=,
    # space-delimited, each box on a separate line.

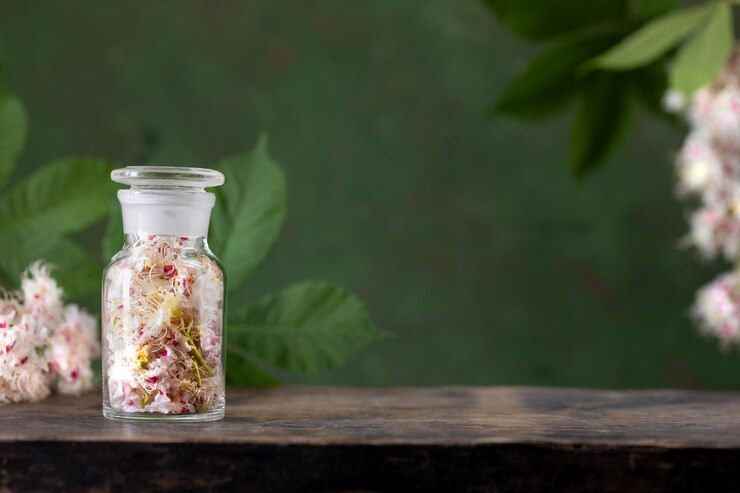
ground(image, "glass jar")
xmin=102 ymin=167 xmax=226 ymax=422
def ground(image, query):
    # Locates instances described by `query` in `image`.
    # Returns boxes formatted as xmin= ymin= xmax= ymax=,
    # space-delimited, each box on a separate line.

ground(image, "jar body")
xmin=102 ymin=234 xmax=225 ymax=421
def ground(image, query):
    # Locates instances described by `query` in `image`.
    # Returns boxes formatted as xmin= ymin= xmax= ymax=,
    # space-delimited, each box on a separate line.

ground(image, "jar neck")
xmin=118 ymin=189 xmax=215 ymax=238
xmin=123 ymin=233 xmax=207 ymax=250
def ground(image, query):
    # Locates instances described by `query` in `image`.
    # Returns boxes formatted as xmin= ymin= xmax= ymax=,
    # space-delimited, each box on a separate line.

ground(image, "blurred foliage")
xmin=483 ymin=0 xmax=737 ymax=177
xmin=4 ymin=0 xmax=740 ymax=391
xmin=0 ymin=81 xmax=115 ymax=296
xmin=0 ymin=65 xmax=384 ymax=386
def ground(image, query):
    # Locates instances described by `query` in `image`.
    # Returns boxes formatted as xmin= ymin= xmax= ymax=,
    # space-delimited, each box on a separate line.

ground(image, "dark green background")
xmin=1 ymin=0 xmax=736 ymax=388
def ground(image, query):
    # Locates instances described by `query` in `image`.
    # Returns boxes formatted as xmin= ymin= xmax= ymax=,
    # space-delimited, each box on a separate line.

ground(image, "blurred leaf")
xmin=630 ymin=62 xmax=676 ymax=122
xmin=671 ymin=3 xmax=733 ymax=96
xmin=225 ymin=346 xmax=280 ymax=387
xmin=635 ymin=0 xmax=679 ymax=21
xmin=592 ymin=3 xmax=714 ymax=70
xmin=0 ymin=157 xmax=116 ymax=237
xmin=493 ymin=38 xmax=613 ymax=120
xmin=0 ymin=94 xmax=27 ymax=190
xmin=229 ymin=282 xmax=386 ymax=374
xmin=0 ymin=234 xmax=100 ymax=299
xmin=210 ymin=135 xmax=286 ymax=293
xmin=37 ymin=239 xmax=101 ymax=299
xmin=481 ymin=0 xmax=627 ymax=40
xmin=570 ymin=74 xmax=633 ymax=177
xmin=102 ymin=198 xmax=124 ymax=263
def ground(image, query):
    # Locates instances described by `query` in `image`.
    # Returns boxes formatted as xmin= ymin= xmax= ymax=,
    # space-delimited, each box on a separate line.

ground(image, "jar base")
xmin=103 ymin=406 xmax=224 ymax=422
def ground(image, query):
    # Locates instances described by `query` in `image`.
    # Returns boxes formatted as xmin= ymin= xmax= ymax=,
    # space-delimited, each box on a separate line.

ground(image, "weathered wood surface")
xmin=2 ymin=386 xmax=740 ymax=492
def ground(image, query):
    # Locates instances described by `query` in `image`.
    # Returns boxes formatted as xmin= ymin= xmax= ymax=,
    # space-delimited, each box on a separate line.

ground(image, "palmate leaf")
xmin=493 ymin=37 xmax=614 ymax=120
xmin=228 ymin=282 xmax=386 ymax=374
xmin=592 ymin=3 xmax=714 ymax=71
xmin=0 ymin=157 xmax=117 ymax=237
xmin=0 ymin=93 xmax=27 ymax=190
xmin=209 ymin=135 xmax=286 ymax=293
xmin=225 ymin=346 xmax=280 ymax=387
xmin=481 ymin=0 xmax=627 ymax=41
xmin=41 ymin=239 xmax=101 ymax=299
xmin=570 ymin=73 xmax=633 ymax=177
xmin=671 ymin=2 xmax=733 ymax=96
xmin=0 ymin=234 xmax=100 ymax=299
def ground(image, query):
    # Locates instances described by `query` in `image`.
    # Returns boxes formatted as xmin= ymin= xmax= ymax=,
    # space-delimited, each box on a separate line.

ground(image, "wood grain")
xmin=1 ymin=386 xmax=740 ymax=492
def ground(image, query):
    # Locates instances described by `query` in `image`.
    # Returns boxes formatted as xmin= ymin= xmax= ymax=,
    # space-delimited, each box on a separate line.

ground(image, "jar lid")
xmin=111 ymin=166 xmax=224 ymax=189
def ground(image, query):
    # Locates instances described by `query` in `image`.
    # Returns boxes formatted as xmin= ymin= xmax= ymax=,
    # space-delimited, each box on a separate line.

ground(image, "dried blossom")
xmin=104 ymin=235 xmax=224 ymax=415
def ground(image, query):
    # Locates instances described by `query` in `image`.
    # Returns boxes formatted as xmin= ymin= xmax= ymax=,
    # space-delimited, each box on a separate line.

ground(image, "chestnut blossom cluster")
xmin=671 ymin=52 xmax=740 ymax=346
xmin=0 ymin=262 xmax=99 ymax=404
xmin=694 ymin=273 xmax=740 ymax=345
xmin=103 ymin=235 xmax=224 ymax=415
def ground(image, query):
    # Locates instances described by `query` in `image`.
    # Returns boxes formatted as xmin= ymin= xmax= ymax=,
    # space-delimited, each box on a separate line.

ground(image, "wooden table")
xmin=1 ymin=386 xmax=739 ymax=492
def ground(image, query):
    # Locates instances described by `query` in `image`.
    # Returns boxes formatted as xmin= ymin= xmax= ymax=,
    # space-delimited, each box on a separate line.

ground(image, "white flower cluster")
xmin=673 ymin=53 xmax=740 ymax=346
xmin=694 ymin=272 xmax=740 ymax=345
xmin=0 ymin=262 xmax=99 ymax=403
xmin=674 ymin=57 xmax=740 ymax=259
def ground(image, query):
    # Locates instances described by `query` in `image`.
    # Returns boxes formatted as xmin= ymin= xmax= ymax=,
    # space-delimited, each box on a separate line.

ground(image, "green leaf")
xmin=630 ymin=62 xmax=677 ymax=123
xmin=102 ymin=198 xmax=124 ymax=263
xmin=493 ymin=38 xmax=614 ymax=120
xmin=229 ymin=282 xmax=385 ymax=374
xmin=209 ymin=135 xmax=286 ymax=293
xmin=481 ymin=0 xmax=627 ymax=40
xmin=0 ymin=234 xmax=101 ymax=299
xmin=225 ymin=346 xmax=280 ymax=387
xmin=0 ymin=94 xmax=27 ymax=190
xmin=635 ymin=0 xmax=679 ymax=21
xmin=37 ymin=239 xmax=101 ymax=299
xmin=592 ymin=3 xmax=714 ymax=71
xmin=671 ymin=3 xmax=733 ymax=96
xmin=570 ymin=74 xmax=633 ymax=177
xmin=0 ymin=157 xmax=117 ymax=237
